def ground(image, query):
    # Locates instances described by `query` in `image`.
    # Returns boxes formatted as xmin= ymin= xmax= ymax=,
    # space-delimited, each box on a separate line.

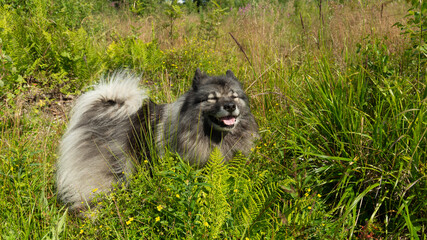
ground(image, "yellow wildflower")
xmin=38 ymin=99 xmax=46 ymax=107
xmin=126 ymin=217 xmax=134 ymax=225
xmin=155 ymin=216 xmax=160 ymax=222
xmin=157 ymin=205 xmax=164 ymax=211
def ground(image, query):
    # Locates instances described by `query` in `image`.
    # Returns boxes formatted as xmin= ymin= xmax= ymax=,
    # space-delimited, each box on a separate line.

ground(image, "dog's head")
xmin=182 ymin=68 xmax=252 ymax=132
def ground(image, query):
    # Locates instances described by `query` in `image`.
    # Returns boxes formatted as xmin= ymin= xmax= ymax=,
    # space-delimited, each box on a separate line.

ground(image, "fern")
xmin=199 ymin=148 xmax=231 ymax=239
xmin=238 ymin=181 xmax=283 ymax=237
xmin=225 ymin=153 xmax=285 ymax=238
xmin=228 ymin=152 xmax=248 ymax=176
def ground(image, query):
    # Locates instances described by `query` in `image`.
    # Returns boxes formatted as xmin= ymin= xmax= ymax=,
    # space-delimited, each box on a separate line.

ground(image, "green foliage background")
xmin=0 ymin=0 xmax=425 ymax=239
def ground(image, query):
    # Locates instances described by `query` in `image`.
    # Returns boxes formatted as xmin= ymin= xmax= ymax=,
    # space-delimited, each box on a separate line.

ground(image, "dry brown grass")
xmin=328 ymin=1 xmax=409 ymax=65
xmin=86 ymin=8 xmax=201 ymax=49
xmin=86 ymin=1 xmax=410 ymax=76
xmin=220 ymin=0 xmax=410 ymax=69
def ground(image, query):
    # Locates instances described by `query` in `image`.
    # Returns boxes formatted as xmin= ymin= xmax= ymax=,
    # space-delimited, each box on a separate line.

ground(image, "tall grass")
xmin=0 ymin=0 xmax=425 ymax=238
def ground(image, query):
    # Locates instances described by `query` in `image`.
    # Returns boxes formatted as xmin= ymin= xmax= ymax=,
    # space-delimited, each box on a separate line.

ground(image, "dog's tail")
xmin=56 ymin=71 xmax=148 ymax=212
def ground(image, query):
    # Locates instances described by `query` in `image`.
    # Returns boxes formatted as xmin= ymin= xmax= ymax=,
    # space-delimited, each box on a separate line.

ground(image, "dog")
xmin=56 ymin=69 xmax=259 ymax=212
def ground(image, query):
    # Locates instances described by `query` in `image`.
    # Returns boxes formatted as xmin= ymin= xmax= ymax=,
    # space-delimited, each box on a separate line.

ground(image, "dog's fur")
xmin=56 ymin=69 xmax=259 ymax=212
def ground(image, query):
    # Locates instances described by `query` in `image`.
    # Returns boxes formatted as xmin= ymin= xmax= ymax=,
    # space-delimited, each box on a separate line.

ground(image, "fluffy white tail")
xmin=56 ymin=72 xmax=148 ymax=211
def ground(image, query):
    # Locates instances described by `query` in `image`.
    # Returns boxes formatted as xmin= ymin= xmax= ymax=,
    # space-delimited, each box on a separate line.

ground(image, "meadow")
xmin=0 ymin=0 xmax=426 ymax=239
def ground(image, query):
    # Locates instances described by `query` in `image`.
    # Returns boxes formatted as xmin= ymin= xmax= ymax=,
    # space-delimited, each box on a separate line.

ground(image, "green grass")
xmin=1 ymin=0 xmax=426 ymax=239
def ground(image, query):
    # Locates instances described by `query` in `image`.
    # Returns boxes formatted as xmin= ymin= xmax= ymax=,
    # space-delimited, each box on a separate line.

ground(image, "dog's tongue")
xmin=220 ymin=116 xmax=236 ymax=126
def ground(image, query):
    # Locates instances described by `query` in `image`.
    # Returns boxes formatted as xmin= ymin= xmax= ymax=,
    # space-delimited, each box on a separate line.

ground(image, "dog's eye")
xmin=231 ymin=93 xmax=240 ymax=100
xmin=230 ymin=91 xmax=239 ymax=99
xmin=207 ymin=93 xmax=217 ymax=103
xmin=207 ymin=96 xmax=217 ymax=103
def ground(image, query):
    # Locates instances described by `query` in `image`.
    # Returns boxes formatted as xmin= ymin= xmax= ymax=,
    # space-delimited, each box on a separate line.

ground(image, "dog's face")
xmin=182 ymin=69 xmax=252 ymax=132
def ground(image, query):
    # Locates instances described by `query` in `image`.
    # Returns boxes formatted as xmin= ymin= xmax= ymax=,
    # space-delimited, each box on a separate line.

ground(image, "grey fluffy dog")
xmin=56 ymin=69 xmax=259 ymax=212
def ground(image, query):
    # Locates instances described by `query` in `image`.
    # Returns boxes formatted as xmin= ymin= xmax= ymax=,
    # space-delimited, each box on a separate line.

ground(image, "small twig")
xmin=299 ymin=13 xmax=307 ymax=48
xmin=245 ymin=58 xmax=280 ymax=91
xmin=229 ymin=32 xmax=252 ymax=66
xmin=318 ymin=0 xmax=324 ymax=26
xmin=114 ymin=198 xmax=126 ymax=239
xmin=299 ymin=13 xmax=305 ymax=30
xmin=252 ymin=91 xmax=284 ymax=97
xmin=353 ymin=197 xmax=364 ymax=237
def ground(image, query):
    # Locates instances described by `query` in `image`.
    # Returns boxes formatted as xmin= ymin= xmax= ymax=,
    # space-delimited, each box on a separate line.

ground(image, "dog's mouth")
xmin=209 ymin=115 xmax=239 ymax=130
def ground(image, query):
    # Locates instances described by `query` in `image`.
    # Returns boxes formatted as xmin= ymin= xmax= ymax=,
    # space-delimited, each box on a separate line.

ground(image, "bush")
xmin=0 ymin=1 xmax=102 ymax=97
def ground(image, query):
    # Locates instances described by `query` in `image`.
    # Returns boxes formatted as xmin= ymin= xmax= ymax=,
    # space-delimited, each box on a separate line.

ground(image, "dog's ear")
xmin=192 ymin=68 xmax=206 ymax=90
xmin=194 ymin=68 xmax=203 ymax=79
xmin=226 ymin=70 xmax=237 ymax=79
xmin=226 ymin=70 xmax=243 ymax=86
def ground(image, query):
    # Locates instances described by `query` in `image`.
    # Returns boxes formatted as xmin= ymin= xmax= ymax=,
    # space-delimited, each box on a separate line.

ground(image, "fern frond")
xmin=228 ymin=152 xmax=249 ymax=179
xmin=199 ymin=148 xmax=231 ymax=239
xmin=253 ymin=170 xmax=269 ymax=191
xmin=236 ymin=175 xmax=283 ymax=237
xmin=203 ymin=147 xmax=228 ymax=179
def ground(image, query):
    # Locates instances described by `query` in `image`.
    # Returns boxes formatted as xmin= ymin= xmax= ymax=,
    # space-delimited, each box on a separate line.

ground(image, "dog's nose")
xmin=224 ymin=102 xmax=236 ymax=112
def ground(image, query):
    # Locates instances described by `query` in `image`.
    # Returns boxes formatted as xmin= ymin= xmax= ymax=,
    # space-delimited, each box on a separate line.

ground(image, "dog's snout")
xmin=224 ymin=102 xmax=236 ymax=112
